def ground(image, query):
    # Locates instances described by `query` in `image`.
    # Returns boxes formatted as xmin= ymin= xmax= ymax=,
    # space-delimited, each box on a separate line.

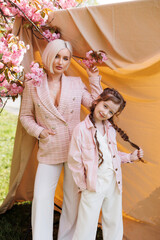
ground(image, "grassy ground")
xmin=0 ymin=110 xmax=103 ymax=240
xmin=0 ymin=110 xmax=18 ymax=205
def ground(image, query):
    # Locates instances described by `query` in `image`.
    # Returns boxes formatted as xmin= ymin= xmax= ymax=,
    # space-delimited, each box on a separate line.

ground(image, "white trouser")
xmin=32 ymin=162 xmax=80 ymax=240
xmin=72 ymin=173 xmax=123 ymax=240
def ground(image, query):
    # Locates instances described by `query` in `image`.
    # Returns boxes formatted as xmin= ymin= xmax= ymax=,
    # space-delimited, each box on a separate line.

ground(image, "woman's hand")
xmin=130 ymin=148 xmax=144 ymax=161
xmin=39 ymin=129 xmax=56 ymax=139
xmin=86 ymin=65 xmax=99 ymax=77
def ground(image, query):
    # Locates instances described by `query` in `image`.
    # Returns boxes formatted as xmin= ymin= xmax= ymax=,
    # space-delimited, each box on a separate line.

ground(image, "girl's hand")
xmin=86 ymin=65 xmax=99 ymax=77
xmin=39 ymin=129 xmax=56 ymax=139
xmin=130 ymin=148 xmax=144 ymax=161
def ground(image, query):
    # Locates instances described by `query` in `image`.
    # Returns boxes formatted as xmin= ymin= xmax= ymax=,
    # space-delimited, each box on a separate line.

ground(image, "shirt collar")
xmin=84 ymin=114 xmax=112 ymax=129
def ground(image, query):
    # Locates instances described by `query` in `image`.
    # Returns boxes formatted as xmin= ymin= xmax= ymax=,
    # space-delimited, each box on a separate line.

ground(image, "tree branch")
xmin=5 ymin=0 xmax=49 ymax=42
xmin=0 ymin=8 xmax=9 ymax=24
xmin=0 ymin=98 xmax=8 ymax=114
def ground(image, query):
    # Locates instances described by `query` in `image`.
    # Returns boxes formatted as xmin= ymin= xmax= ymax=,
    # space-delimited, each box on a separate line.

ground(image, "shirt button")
xmin=108 ymin=141 xmax=111 ymax=144
xmin=118 ymin=181 xmax=120 ymax=184
xmin=73 ymin=97 xmax=75 ymax=101
xmin=115 ymin=168 xmax=118 ymax=171
xmin=113 ymin=155 xmax=115 ymax=158
xmin=70 ymin=110 xmax=74 ymax=113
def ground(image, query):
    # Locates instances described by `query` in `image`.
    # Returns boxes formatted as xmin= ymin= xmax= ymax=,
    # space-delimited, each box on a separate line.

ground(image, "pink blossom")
xmin=86 ymin=50 xmax=93 ymax=59
xmin=0 ymin=74 xmax=5 ymax=82
xmin=2 ymin=53 xmax=11 ymax=63
xmin=12 ymin=66 xmax=24 ymax=73
xmin=0 ymin=62 xmax=4 ymax=69
xmin=2 ymin=79 xmax=11 ymax=89
xmin=25 ymin=62 xmax=47 ymax=86
xmin=100 ymin=52 xmax=108 ymax=61
xmin=11 ymin=83 xmax=17 ymax=89
xmin=18 ymin=86 xmax=23 ymax=93
xmin=12 ymin=44 xmax=18 ymax=52
xmin=43 ymin=30 xmax=61 ymax=42
xmin=58 ymin=0 xmax=77 ymax=9
xmin=26 ymin=45 xmax=30 ymax=50
xmin=0 ymin=42 xmax=6 ymax=54
xmin=80 ymin=50 xmax=108 ymax=69
xmin=0 ymin=89 xmax=7 ymax=97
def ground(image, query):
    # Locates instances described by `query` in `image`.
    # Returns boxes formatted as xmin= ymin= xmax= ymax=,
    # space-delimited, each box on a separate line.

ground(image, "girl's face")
xmin=52 ymin=48 xmax=71 ymax=74
xmin=93 ymin=100 xmax=121 ymax=123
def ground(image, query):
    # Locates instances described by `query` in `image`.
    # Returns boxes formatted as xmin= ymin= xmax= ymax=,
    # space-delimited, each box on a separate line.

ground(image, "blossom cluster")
xmin=56 ymin=0 xmax=77 ymax=9
xmin=0 ymin=34 xmax=29 ymax=101
xmin=81 ymin=50 xmax=108 ymax=69
xmin=42 ymin=29 xmax=60 ymax=42
xmin=1 ymin=0 xmax=56 ymax=27
xmin=1 ymin=0 xmax=84 ymax=27
xmin=25 ymin=62 xmax=47 ymax=87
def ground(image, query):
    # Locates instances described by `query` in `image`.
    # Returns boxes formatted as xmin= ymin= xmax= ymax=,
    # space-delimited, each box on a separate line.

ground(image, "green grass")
xmin=0 ymin=110 xmax=18 ymax=205
xmin=0 ymin=110 xmax=103 ymax=240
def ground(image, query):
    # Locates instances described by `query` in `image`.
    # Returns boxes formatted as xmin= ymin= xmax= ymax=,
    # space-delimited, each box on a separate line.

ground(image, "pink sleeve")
xmin=68 ymin=127 xmax=87 ymax=191
xmin=118 ymin=151 xmax=132 ymax=163
xmin=81 ymin=76 xmax=103 ymax=109
xmin=20 ymin=82 xmax=44 ymax=139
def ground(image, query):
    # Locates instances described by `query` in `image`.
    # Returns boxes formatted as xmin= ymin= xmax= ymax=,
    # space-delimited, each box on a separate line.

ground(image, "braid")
xmin=89 ymin=111 xmax=104 ymax=167
xmin=109 ymin=118 xmax=140 ymax=149
xmin=109 ymin=118 xmax=145 ymax=162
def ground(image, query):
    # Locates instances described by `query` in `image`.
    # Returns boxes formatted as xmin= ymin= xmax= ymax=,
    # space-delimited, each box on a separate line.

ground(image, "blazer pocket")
xmin=39 ymin=135 xmax=50 ymax=142
xmin=38 ymin=135 xmax=55 ymax=155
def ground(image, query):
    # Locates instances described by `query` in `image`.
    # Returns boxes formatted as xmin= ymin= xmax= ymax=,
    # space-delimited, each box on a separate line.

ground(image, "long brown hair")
xmin=89 ymin=88 xmax=141 ymax=167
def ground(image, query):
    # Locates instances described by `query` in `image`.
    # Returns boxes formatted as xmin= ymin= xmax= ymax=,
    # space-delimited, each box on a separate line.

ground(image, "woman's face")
xmin=93 ymin=100 xmax=121 ymax=123
xmin=52 ymin=48 xmax=71 ymax=74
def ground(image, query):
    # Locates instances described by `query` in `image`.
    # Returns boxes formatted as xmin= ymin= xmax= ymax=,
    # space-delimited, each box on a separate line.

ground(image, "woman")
xmin=20 ymin=39 xmax=102 ymax=240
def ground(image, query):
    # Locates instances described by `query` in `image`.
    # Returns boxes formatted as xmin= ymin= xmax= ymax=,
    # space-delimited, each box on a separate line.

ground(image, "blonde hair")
xmin=42 ymin=39 xmax=72 ymax=73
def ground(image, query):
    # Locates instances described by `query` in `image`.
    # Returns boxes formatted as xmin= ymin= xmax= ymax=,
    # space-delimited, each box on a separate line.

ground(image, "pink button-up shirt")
xmin=68 ymin=115 xmax=131 ymax=193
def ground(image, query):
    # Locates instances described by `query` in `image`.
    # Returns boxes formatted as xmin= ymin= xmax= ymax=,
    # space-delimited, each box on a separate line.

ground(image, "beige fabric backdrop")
xmin=1 ymin=1 xmax=160 ymax=239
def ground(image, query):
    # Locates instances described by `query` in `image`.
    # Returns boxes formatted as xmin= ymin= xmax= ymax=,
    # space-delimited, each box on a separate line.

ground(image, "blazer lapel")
xmin=58 ymin=74 xmax=69 ymax=116
xmin=36 ymin=75 xmax=65 ymax=122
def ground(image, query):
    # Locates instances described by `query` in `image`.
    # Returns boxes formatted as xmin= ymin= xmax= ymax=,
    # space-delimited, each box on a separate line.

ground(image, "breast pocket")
xmin=82 ymin=144 xmax=96 ymax=161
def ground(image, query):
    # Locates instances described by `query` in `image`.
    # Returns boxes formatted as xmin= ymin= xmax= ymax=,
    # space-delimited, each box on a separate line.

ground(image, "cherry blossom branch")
xmin=5 ymin=0 xmax=49 ymax=42
xmin=32 ymin=29 xmax=45 ymax=40
xmin=73 ymin=55 xmax=85 ymax=59
xmin=0 ymin=7 xmax=9 ymax=24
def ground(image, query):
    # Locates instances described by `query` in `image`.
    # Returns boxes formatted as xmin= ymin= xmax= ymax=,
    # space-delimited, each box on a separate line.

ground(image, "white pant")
xmin=73 ymin=173 xmax=123 ymax=240
xmin=32 ymin=162 xmax=80 ymax=240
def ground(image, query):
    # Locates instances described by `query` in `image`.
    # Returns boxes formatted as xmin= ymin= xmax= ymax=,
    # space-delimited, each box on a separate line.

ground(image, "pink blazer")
xmin=20 ymin=74 xmax=102 ymax=164
xmin=68 ymin=115 xmax=132 ymax=193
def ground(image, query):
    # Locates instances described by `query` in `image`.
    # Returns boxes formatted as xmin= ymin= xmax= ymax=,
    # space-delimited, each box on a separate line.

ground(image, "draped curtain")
xmin=1 ymin=1 xmax=160 ymax=239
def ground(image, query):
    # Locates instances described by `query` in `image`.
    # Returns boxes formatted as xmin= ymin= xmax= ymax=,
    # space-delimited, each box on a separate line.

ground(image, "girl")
xmin=20 ymin=39 xmax=102 ymax=240
xmin=68 ymin=88 xmax=144 ymax=240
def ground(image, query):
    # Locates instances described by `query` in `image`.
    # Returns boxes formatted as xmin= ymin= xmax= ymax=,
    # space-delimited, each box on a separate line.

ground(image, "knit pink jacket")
xmin=20 ymin=74 xmax=102 ymax=164
xmin=68 ymin=115 xmax=132 ymax=193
